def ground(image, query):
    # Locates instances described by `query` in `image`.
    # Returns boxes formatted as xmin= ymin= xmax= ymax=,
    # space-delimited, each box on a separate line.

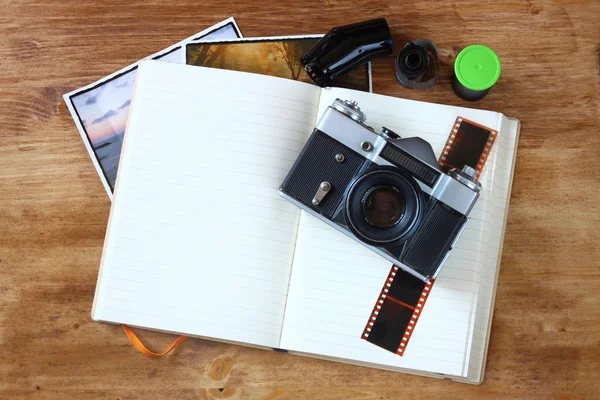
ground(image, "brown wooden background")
xmin=1 ymin=0 xmax=599 ymax=399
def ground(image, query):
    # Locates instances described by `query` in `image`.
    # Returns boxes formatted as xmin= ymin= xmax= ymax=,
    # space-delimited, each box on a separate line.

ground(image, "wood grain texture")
xmin=1 ymin=0 xmax=599 ymax=398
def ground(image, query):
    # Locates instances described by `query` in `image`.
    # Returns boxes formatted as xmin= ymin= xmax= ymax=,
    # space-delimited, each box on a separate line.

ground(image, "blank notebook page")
xmin=280 ymin=87 xmax=509 ymax=377
xmin=92 ymin=61 xmax=321 ymax=348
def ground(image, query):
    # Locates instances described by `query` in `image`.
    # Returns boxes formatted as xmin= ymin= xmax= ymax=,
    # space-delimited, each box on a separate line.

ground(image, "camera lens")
xmin=362 ymin=186 xmax=406 ymax=228
xmin=345 ymin=167 xmax=423 ymax=245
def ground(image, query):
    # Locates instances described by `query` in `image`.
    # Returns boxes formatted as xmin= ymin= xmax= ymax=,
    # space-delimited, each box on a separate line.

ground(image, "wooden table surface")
xmin=1 ymin=0 xmax=599 ymax=399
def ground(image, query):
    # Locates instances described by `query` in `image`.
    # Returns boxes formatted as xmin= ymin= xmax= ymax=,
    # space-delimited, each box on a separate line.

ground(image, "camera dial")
xmin=381 ymin=126 xmax=400 ymax=139
xmin=332 ymin=98 xmax=367 ymax=123
xmin=449 ymin=165 xmax=481 ymax=192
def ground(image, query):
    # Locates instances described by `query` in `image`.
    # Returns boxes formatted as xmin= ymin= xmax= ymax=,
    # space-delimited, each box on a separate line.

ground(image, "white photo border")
xmin=63 ymin=17 xmax=242 ymax=199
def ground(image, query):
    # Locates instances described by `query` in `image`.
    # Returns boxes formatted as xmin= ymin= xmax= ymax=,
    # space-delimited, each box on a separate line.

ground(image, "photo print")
xmin=185 ymin=36 xmax=372 ymax=93
xmin=63 ymin=18 xmax=241 ymax=197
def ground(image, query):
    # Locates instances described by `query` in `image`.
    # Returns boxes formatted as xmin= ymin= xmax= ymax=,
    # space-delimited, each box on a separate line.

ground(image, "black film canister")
xmin=395 ymin=39 xmax=439 ymax=89
xmin=301 ymin=18 xmax=393 ymax=87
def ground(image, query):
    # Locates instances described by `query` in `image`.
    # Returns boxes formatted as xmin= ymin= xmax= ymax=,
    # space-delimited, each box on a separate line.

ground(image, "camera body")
xmin=279 ymin=99 xmax=481 ymax=281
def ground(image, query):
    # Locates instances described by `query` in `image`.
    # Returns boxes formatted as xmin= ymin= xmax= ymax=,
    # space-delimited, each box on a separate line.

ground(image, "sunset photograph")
xmin=68 ymin=22 xmax=240 ymax=190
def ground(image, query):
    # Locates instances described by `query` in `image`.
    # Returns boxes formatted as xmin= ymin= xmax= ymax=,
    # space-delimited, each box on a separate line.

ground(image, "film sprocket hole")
xmin=279 ymin=99 xmax=482 ymax=281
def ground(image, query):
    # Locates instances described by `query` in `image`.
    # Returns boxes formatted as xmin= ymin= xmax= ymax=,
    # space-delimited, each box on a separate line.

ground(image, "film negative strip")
xmin=362 ymin=266 xmax=434 ymax=356
xmin=438 ymin=117 xmax=498 ymax=179
xmin=362 ymin=116 xmax=496 ymax=356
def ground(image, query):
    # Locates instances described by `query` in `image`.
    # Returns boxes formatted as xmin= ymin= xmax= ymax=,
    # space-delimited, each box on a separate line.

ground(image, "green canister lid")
xmin=454 ymin=45 xmax=501 ymax=91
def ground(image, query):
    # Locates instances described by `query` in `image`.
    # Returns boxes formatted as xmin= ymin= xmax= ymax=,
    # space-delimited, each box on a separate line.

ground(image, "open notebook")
xmin=93 ymin=60 xmax=520 ymax=384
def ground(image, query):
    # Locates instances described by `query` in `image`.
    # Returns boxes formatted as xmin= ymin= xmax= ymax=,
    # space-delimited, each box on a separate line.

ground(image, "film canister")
xmin=452 ymin=45 xmax=501 ymax=101
xmin=395 ymin=39 xmax=439 ymax=89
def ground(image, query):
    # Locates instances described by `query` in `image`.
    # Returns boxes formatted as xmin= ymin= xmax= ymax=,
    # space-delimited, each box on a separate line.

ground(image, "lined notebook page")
xmin=92 ymin=61 xmax=321 ymax=348
xmin=280 ymin=87 xmax=509 ymax=378
xmin=466 ymin=117 xmax=520 ymax=383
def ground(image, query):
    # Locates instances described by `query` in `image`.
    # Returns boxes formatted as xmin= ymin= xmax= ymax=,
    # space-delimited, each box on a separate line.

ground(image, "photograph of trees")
xmin=186 ymin=38 xmax=370 ymax=92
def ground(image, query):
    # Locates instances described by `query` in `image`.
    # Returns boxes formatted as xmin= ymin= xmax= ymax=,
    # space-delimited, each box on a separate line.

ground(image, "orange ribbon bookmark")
xmin=122 ymin=325 xmax=188 ymax=357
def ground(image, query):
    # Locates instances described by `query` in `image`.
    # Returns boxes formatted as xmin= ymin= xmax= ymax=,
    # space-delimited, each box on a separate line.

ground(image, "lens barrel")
xmin=345 ymin=167 xmax=422 ymax=245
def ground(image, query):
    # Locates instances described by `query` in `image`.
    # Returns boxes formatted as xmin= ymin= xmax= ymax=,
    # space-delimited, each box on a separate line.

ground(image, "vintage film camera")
xmin=279 ymin=99 xmax=482 ymax=281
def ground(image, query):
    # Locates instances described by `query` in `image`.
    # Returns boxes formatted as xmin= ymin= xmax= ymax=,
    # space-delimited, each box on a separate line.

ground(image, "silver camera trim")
xmin=281 ymin=99 xmax=482 ymax=281
xmin=315 ymin=105 xmax=480 ymax=216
